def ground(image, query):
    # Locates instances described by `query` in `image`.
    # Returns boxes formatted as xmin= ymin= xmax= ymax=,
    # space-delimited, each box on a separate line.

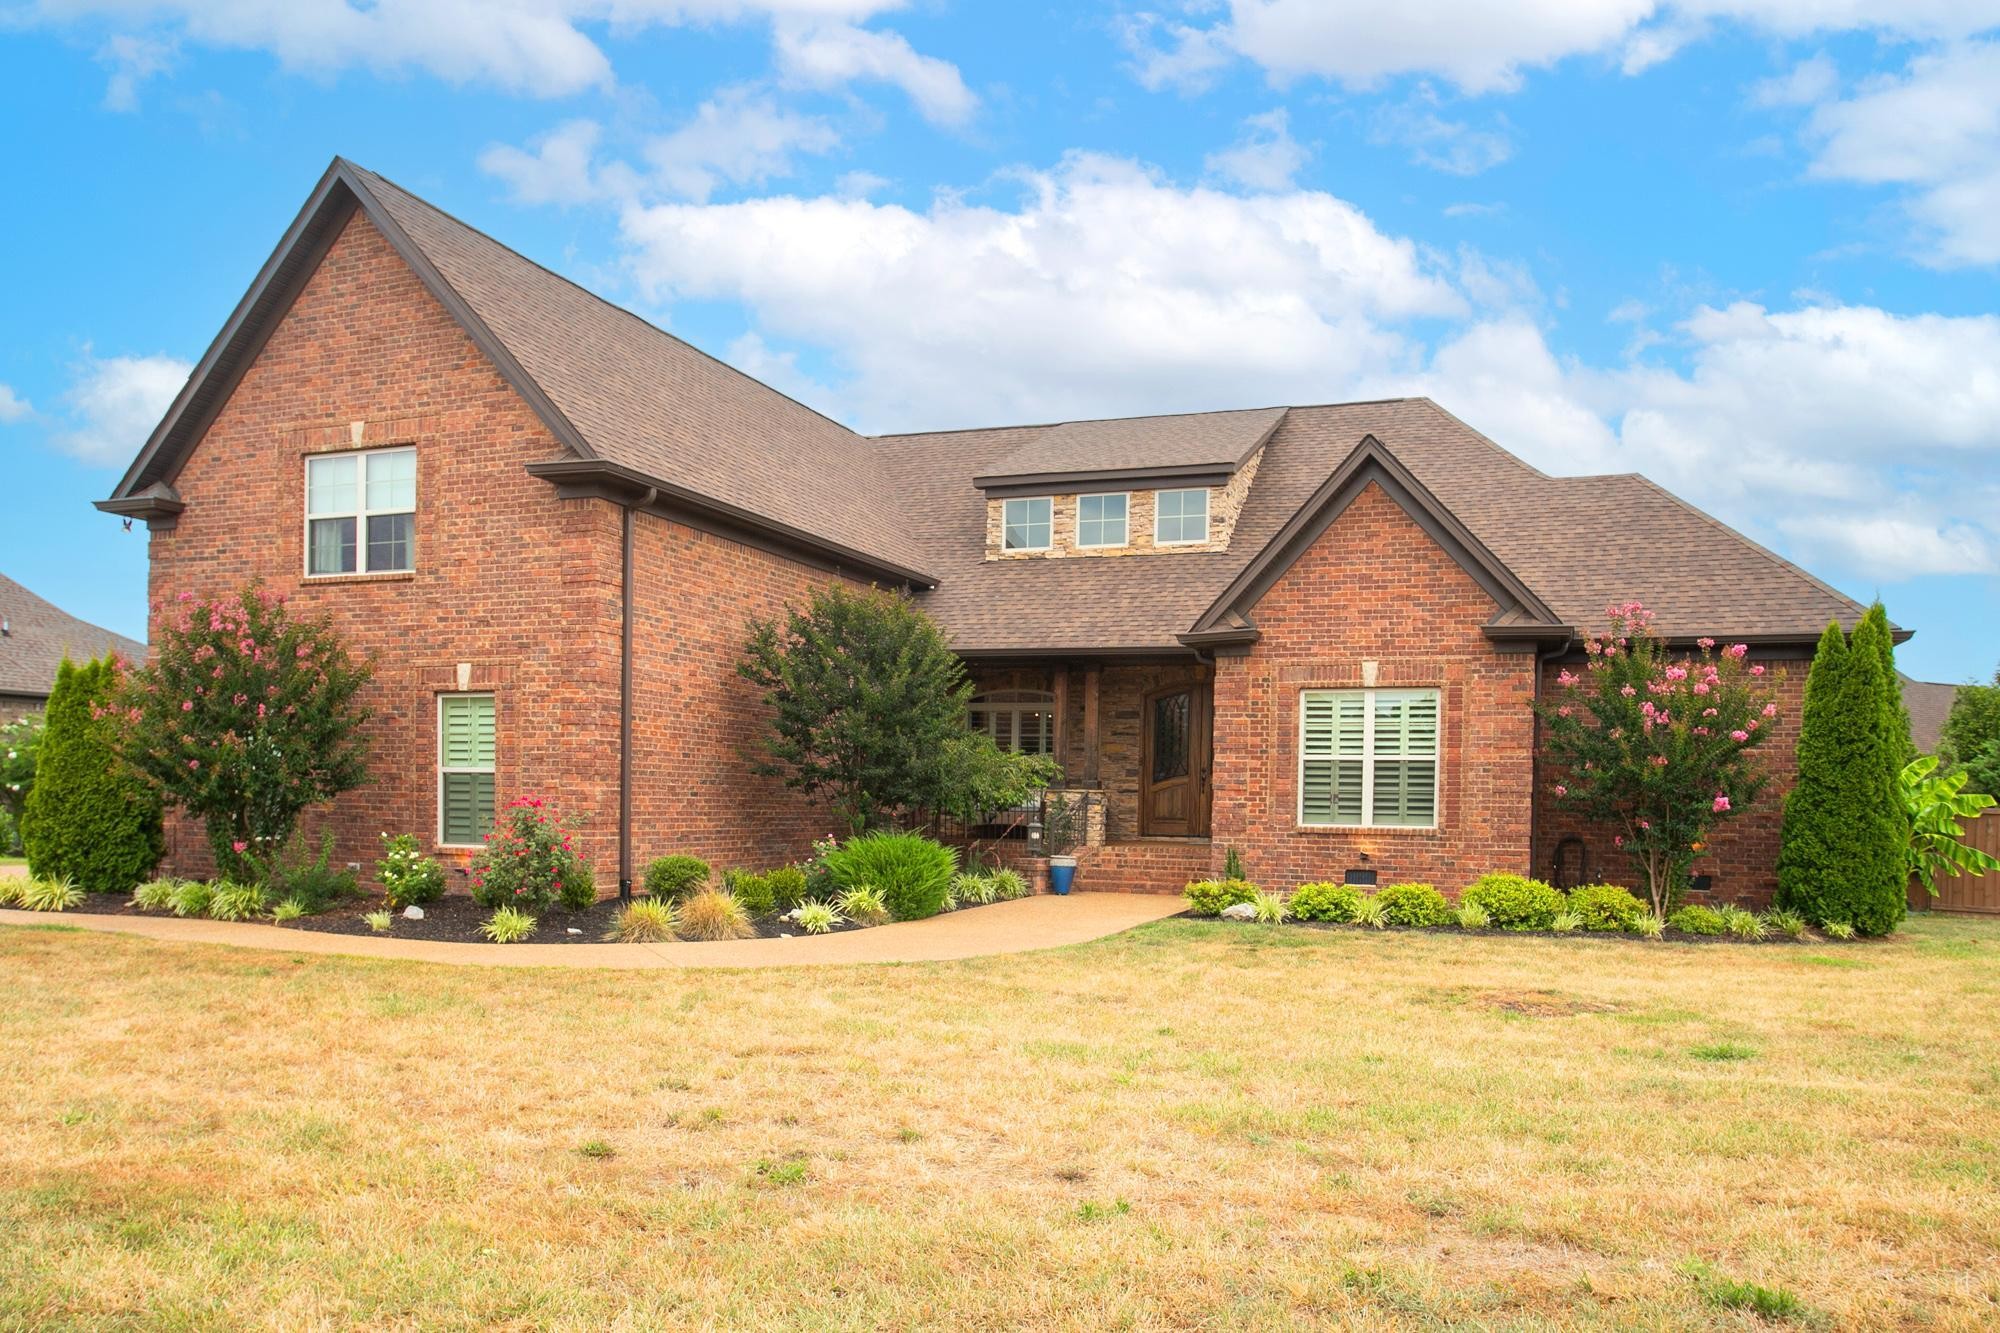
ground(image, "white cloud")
xmin=0 ymin=384 xmax=31 ymax=423
xmin=96 ymin=32 xmax=175 ymax=110
xmin=618 ymin=152 xmax=1462 ymax=427
xmin=1370 ymin=88 xmax=1514 ymax=175
xmin=1122 ymin=0 xmax=2000 ymax=95
xmin=480 ymin=119 xmax=627 ymax=205
xmin=1801 ymin=40 xmax=2000 ymax=266
xmin=645 ymin=86 xmax=841 ymax=199
xmin=772 ymin=20 xmax=976 ymax=125
xmin=53 ymin=353 xmax=191 ymax=467
xmin=1750 ymin=52 xmax=1838 ymax=106
xmin=1203 ymin=109 xmax=1309 ymax=191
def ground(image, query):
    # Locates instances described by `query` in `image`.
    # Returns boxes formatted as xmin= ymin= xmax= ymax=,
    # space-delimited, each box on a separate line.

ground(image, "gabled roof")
xmin=101 ymin=158 xmax=934 ymax=586
xmin=1901 ymin=675 xmax=1962 ymax=753
xmin=972 ymin=406 xmax=1284 ymax=491
xmin=0 ymin=574 xmax=145 ymax=700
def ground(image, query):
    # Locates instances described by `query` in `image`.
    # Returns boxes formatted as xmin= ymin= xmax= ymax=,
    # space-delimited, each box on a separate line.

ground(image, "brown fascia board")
xmin=101 ymin=157 xmax=594 ymax=511
xmin=1189 ymin=434 xmax=1560 ymax=637
xmin=93 ymin=482 xmax=187 ymax=531
xmin=955 ymin=645 xmax=1202 ymax=664
xmin=525 ymin=457 xmax=938 ymax=590
xmin=978 ymin=466 xmax=1234 ymax=497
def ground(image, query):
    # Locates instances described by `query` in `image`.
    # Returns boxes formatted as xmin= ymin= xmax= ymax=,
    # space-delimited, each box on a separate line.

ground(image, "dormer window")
xmin=1002 ymin=496 xmax=1052 ymax=551
xmin=307 ymin=446 xmax=416 ymax=575
xmin=1077 ymin=493 xmax=1129 ymax=548
xmin=1155 ymin=488 xmax=1209 ymax=545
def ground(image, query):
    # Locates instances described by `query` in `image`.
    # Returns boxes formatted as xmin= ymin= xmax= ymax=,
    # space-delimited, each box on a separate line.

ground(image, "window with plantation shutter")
xmin=1298 ymin=688 xmax=1439 ymax=828
xmin=438 ymin=694 xmax=495 ymax=845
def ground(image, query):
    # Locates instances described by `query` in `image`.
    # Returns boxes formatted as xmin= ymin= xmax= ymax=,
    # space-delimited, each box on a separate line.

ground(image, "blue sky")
xmin=2 ymin=1 xmax=1996 ymax=681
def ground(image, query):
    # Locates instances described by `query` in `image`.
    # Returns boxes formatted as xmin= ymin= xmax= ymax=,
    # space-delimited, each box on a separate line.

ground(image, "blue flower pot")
xmin=1048 ymin=860 xmax=1076 ymax=895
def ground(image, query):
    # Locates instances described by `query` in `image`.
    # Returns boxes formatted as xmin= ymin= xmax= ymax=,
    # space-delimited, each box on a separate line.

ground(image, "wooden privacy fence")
xmin=1919 ymin=807 xmax=2000 ymax=915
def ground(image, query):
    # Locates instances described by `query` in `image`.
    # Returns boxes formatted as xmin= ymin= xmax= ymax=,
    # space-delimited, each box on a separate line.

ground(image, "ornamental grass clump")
xmin=821 ymin=831 xmax=956 ymax=921
xmin=363 ymin=909 xmax=393 ymax=933
xmin=1351 ymin=895 xmax=1388 ymax=929
xmin=170 ymin=880 xmax=214 ymax=918
xmin=952 ymin=871 xmax=998 ymax=907
xmin=986 ymin=866 xmax=1029 ymax=900
xmin=609 ymin=898 xmax=678 ymax=943
xmin=1461 ymin=873 xmax=1564 ymax=930
xmin=207 ymin=881 xmax=267 ymax=922
xmin=480 ymin=906 xmax=537 ymax=944
xmin=1538 ymin=602 xmax=1780 ymax=920
xmin=835 ymin=885 xmax=890 ymax=926
xmin=678 ymin=888 xmax=756 ymax=941
xmin=1249 ymin=890 xmax=1288 ymax=924
xmin=1454 ymin=902 xmax=1491 ymax=930
xmin=471 ymin=796 xmax=590 ymax=913
xmin=1288 ymin=881 xmax=1361 ymax=923
xmin=1717 ymin=904 xmax=1766 ymax=941
xmin=794 ymin=900 xmax=843 ymax=934
xmin=1375 ymin=882 xmax=1452 ymax=927
xmin=18 ymin=875 xmax=84 ymax=913
xmin=130 ymin=878 xmax=181 ymax=912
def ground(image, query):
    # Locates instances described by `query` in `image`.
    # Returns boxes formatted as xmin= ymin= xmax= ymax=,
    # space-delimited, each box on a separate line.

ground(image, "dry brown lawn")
xmin=3 ymin=912 xmax=1998 ymax=1329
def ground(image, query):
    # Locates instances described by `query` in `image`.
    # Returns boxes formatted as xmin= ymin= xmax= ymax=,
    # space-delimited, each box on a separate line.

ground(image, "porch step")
xmin=1075 ymin=841 xmax=1216 ymax=895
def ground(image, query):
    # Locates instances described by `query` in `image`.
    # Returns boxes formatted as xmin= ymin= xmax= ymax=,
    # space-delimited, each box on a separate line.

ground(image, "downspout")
xmin=619 ymin=487 xmax=658 ymax=902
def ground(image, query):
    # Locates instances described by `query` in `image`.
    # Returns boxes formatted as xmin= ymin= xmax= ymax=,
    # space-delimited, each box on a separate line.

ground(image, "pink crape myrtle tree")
xmin=1536 ymin=602 xmax=1782 ymax=919
xmin=114 ymin=583 xmax=372 ymax=882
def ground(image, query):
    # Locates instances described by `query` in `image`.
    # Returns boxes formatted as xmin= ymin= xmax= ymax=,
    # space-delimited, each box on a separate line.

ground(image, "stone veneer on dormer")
xmin=983 ymin=445 xmax=1263 ymax=561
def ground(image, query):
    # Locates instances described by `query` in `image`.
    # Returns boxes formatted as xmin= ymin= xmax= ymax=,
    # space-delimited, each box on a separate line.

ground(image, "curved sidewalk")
xmin=0 ymin=892 xmax=1183 ymax=969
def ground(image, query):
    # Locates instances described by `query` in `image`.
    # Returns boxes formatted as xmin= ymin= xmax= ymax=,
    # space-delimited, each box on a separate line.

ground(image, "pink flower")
xmin=1727 ymin=644 xmax=1748 ymax=659
xmin=1554 ymin=783 xmax=1568 ymax=797
xmin=1613 ymin=834 xmax=1624 ymax=847
xmin=1637 ymin=820 xmax=1650 ymax=830
xmin=1619 ymin=684 xmax=1636 ymax=697
xmin=1712 ymin=794 xmax=1731 ymax=813
xmin=1750 ymin=664 xmax=1766 ymax=676
xmin=1557 ymin=669 xmax=1579 ymax=687
xmin=1730 ymin=729 xmax=1749 ymax=742
xmin=1761 ymin=703 xmax=1777 ymax=717
xmin=181 ymin=700 xmax=193 ymax=712
xmin=1697 ymin=637 xmax=1715 ymax=650
xmin=232 ymin=840 xmax=248 ymax=853
xmin=187 ymin=759 xmax=200 ymax=770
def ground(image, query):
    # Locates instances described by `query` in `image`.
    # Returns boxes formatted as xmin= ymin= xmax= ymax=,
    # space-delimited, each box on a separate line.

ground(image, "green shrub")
xmin=0 ymin=876 xmax=19 ymax=908
xmin=1454 ymin=902 xmax=1491 ymax=930
xmin=794 ymin=900 xmax=842 ymax=934
xmin=609 ymin=898 xmax=677 ymax=943
xmin=837 ymin=885 xmax=890 ymax=925
xmin=1461 ymin=873 xmax=1564 ymax=930
xmin=1289 ymin=881 xmax=1361 ymax=923
xmin=765 ymin=865 xmax=809 ymax=910
xmin=643 ymin=854 xmax=712 ymax=901
xmin=170 ymin=880 xmax=214 ymax=918
xmin=480 ymin=906 xmax=537 ymax=943
xmin=1717 ymin=904 xmax=1766 ymax=941
xmin=1632 ymin=913 xmax=1665 ymax=940
xmin=130 ymin=878 xmax=181 ymax=912
xmin=1184 ymin=879 xmax=1259 ymax=917
xmin=18 ymin=875 xmax=83 ymax=912
xmin=1352 ymin=895 xmax=1388 ymax=928
xmin=22 ymin=656 xmax=162 ymax=894
xmin=257 ymin=830 xmax=359 ymax=915
xmin=207 ymin=881 xmax=267 ymax=922
xmin=1668 ymin=904 xmax=1726 ymax=936
xmin=822 ymin=831 xmax=957 ymax=921
xmin=1375 ymin=882 xmax=1452 ymax=927
xmin=728 ymin=871 xmax=776 ymax=915
xmin=471 ymin=796 xmax=588 ymax=912
xmin=1566 ymin=883 xmax=1649 ymax=933
xmin=986 ymin=866 xmax=1029 ymax=900
xmin=952 ymin=871 xmax=997 ymax=906
xmin=376 ymin=833 xmax=446 ymax=909
xmin=1222 ymin=847 xmax=1246 ymax=880
xmin=363 ymin=909 xmax=393 ymax=933
xmin=1249 ymin=890 xmax=1288 ymax=923
xmin=679 ymin=888 xmax=756 ymax=941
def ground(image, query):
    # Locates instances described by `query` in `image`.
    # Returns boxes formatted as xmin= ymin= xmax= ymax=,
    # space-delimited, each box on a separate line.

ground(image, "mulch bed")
xmin=68 ymin=890 xmax=874 ymax=945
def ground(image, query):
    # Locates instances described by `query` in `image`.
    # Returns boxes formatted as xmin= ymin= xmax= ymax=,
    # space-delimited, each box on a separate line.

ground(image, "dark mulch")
xmin=71 ymin=890 xmax=873 ymax=945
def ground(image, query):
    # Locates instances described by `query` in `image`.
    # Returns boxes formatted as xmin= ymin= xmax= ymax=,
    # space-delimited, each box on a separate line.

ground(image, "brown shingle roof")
xmin=0 ymin=574 xmax=145 ymax=702
xmin=1902 ymin=676 xmax=1961 ymax=753
xmin=972 ymin=407 xmax=1284 ymax=488
xmin=878 ymin=399 xmax=1870 ymax=652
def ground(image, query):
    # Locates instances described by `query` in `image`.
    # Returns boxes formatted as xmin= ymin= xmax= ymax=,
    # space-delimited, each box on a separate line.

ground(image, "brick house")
xmin=98 ymin=160 xmax=1887 ymax=904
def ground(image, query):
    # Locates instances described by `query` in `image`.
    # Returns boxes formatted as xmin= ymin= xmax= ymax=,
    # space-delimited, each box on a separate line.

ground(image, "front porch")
xmin=945 ymin=659 xmax=1224 ymax=892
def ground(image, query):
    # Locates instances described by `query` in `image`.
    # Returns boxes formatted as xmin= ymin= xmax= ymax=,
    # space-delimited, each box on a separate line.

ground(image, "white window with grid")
xmin=306 ymin=446 xmax=416 ymax=575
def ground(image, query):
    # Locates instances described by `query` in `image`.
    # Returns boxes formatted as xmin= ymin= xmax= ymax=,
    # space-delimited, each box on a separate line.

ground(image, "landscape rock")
xmin=402 ymin=905 xmax=424 ymax=920
xmin=567 ymin=928 xmax=582 ymax=935
xmin=1220 ymin=902 xmax=1257 ymax=921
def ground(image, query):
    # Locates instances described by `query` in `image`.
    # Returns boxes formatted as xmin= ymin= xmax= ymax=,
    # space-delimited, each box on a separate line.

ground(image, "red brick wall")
xmin=1531 ymin=653 xmax=1808 ymax=909
xmin=145 ymin=210 xmax=849 ymax=892
xmin=1209 ymin=482 xmax=1538 ymax=893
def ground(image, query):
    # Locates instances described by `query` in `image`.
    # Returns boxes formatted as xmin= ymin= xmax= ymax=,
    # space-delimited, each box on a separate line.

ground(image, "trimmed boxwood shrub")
xmin=765 ymin=865 xmax=809 ymax=909
xmin=1289 ymin=881 xmax=1362 ymax=923
xmin=1461 ymin=873 xmax=1564 ymax=930
xmin=1668 ymin=904 xmax=1727 ymax=936
xmin=1375 ymin=882 xmax=1452 ymax=927
xmin=23 ymin=656 xmax=162 ymax=893
xmin=1184 ymin=879 xmax=1259 ymax=916
xmin=644 ymin=854 xmax=711 ymax=901
xmin=1566 ymin=883 xmax=1649 ymax=933
xmin=822 ymin=831 xmax=957 ymax=920
xmin=726 ymin=869 xmax=776 ymax=915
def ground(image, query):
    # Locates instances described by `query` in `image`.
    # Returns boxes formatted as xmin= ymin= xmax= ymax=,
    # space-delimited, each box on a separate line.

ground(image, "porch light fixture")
xmin=1027 ymin=818 xmax=1043 ymax=854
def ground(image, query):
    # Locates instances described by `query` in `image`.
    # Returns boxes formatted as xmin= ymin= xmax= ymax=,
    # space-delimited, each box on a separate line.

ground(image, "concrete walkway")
xmin=0 ymin=892 xmax=1184 ymax=969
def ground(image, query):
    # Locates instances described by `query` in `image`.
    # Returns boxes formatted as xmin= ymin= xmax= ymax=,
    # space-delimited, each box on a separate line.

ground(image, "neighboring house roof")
xmin=1902 ymin=675 xmax=1961 ymax=753
xmin=0 ymin=574 xmax=145 ymax=701
xmin=102 ymin=157 xmax=1880 ymax=658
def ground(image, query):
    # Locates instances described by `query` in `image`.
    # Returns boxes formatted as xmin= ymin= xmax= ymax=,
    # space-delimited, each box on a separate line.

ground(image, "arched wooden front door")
xmin=1140 ymin=683 xmax=1212 ymax=837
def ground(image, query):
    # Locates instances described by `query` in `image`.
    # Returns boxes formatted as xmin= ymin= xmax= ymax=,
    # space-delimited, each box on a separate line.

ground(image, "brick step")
xmin=1074 ymin=842 xmax=1215 ymax=895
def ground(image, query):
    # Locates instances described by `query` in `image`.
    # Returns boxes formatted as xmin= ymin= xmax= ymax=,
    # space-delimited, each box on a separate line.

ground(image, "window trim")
xmin=1075 ymin=491 xmax=1131 ymax=549
xmin=1001 ymin=496 xmax=1054 ymax=551
xmin=304 ymin=445 xmax=417 ymax=578
xmin=1297 ymin=687 xmax=1440 ymax=830
xmin=968 ymin=689 xmax=1057 ymax=757
xmin=437 ymin=692 xmax=496 ymax=849
xmin=1153 ymin=487 xmax=1211 ymax=546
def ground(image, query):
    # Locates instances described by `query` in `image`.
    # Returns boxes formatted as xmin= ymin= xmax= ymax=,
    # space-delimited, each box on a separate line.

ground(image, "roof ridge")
xmin=1618 ymin=473 xmax=1869 ymax=623
xmin=1410 ymin=397 xmax=1553 ymax=481
xmin=871 ymin=397 xmax=1421 ymax=442
xmin=344 ymin=161 xmax=865 ymax=443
